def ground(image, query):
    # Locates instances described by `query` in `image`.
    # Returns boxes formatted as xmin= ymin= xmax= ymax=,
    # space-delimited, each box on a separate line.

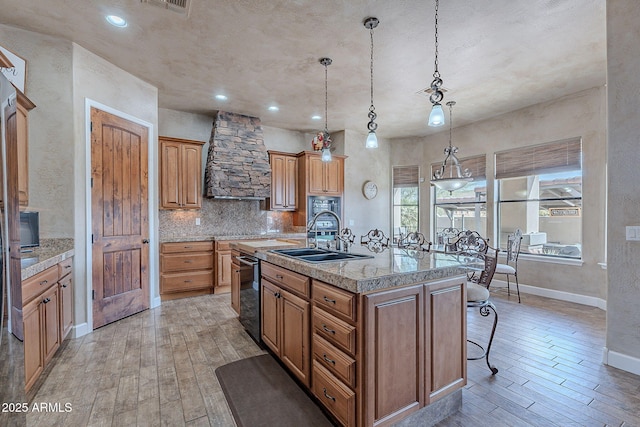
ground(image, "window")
xmin=392 ymin=166 xmax=419 ymax=243
xmin=432 ymin=155 xmax=487 ymax=242
xmin=496 ymin=137 xmax=582 ymax=259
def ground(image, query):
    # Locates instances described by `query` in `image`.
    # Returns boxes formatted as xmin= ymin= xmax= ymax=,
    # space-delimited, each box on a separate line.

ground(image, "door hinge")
xmin=91 ymin=234 xmax=94 ymax=244
xmin=92 ymin=290 xmax=96 ymax=300
xmin=90 ymin=121 xmax=93 ymax=132
xmin=91 ymin=178 xmax=93 ymax=188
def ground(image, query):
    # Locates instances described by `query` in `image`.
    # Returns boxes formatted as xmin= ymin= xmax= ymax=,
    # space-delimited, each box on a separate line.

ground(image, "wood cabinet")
xmin=230 ymin=249 xmax=241 ymax=314
xmin=261 ymin=262 xmax=310 ymax=387
xmin=160 ymin=241 xmax=214 ymax=300
xmin=22 ymin=256 xmax=74 ymax=392
xmin=214 ymin=240 xmax=232 ymax=294
xmin=0 ymin=90 xmax=34 ymax=208
xmin=159 ymin=136 xmax=205 ymax=209
xmin=294 ymin=151 xmax=346 ymax=226
xmin=267 ymin=151 xmax=298 ymax=211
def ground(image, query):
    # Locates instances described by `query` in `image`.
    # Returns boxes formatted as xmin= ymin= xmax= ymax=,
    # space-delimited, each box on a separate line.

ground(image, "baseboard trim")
xmin=152 ymin=296 xmax=162 ymax=309
xmin=72 ymin=322 xmax=91 ymax=338
xmin=602 ymin=347 xmax=640 ymax=376
xmin=491 ymin=279 xmax=607 ymax=310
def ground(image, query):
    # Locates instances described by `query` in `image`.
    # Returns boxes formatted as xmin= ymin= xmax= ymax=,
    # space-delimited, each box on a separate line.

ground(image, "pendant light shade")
xmin=364 ymin=17 xmax=379 ymax=148
xmin=427 ymin=0 xmax=446 ymax=128
xmin=430 ymin=101 xmax=472 ymax=193
xmin=318 ymin=57 xmax=333 ymax=162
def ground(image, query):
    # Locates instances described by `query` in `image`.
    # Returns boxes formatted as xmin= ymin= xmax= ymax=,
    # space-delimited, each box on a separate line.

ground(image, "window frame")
xmin=391 ymin=165 xmax=420 ymax=244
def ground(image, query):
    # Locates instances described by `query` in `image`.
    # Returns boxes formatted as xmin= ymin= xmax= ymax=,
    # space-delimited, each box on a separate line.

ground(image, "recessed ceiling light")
xmin=268 ymin=106 xmax=279 ymax=112
xmin=215 ymin=94 xmax=228 ymax=101
xmin=311 ymin=115 xmax=322 ymax=120
xmin=106 ymin=15 xmax=127 ymax=27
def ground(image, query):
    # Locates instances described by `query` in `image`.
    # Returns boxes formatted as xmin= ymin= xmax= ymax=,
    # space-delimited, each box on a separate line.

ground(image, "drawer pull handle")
xmin=40 ymin=280 xmax=48 ymax=286
xmin=323 ymin=296 xmax=336 ymax=304
xmin=322 ymin=354 xmax=336 ymax=365
xmin=43 ymin=298 xmax=51 ymax=304
xmin=184 ymin=280 xmax=192 ymax=283
xmin=184 ymin=260 xmax=193 ymax=263
xmin=275 ymin=274 xmax=284 ymax=280
xmin=183 ymin=246 xmax=192 ymax=249
xmin=64 ymin=265 xmax=71 ymax=269
xmin=62 ymin=284 xmax=68 ymax=288
xmin=322 ymin=324 xmax=336 ymax=335
xmin=322 ymin=388 xmax=336 ymax=402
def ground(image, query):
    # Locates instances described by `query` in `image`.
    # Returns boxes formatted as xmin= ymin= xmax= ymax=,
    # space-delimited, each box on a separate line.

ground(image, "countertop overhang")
xmin=256 ymin=246 xmax=471 ymax=294
xmin=160 ymin=232 xmax=307 ymax=243
xmin=21 ymin=238 xmax=75 ymax=280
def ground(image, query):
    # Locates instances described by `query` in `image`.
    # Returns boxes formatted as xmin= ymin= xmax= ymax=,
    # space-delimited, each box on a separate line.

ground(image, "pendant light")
xmin=428 ymin=0 xmax=446 ymax=127
xmin=364 ymin=17 xmax=379 ymax=149
xmin=430 ymin=101 xmax=472 ymax=193
xmin=319 ymin=57 xmax=333 ymax=162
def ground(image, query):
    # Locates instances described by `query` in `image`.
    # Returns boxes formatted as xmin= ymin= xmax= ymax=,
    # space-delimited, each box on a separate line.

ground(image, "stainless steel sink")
xmin=271 ymin=248 xmax=373 ymax=263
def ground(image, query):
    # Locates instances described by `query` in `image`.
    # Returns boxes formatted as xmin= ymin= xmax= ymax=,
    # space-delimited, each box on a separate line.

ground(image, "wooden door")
xmin=284 ymin=156 xmax=298 ymax=209
xmin=261 ymin=279 xmax=281 ymax=354
xmin=270 ymin=154 xmax=286 ymax=209
xmin=324 ymin=158 xmax=341 ymax=194
xmin=91 ymin=107 xmax=149 ymax=329
xmin=42 ymin=285 xmax=60 ymax=365
xmin=231 ymin=258 xmax=241 ymax=315
xmin=308 ymin=155 xmax=325 ymax=194
xmin=160 ymin=139 xmax=181 ymax=208
xmin=280 ymin=288 xmax=310 ymax=386
xmin=23 ymin=297 xmax=43 ymax=392
xmin=59 ymin=274 xmax=73 ymax=340
xmin=216 ymin=250 xmax=232 ymax=291
xmin=181 ymin=143 xmax=202 ymax=208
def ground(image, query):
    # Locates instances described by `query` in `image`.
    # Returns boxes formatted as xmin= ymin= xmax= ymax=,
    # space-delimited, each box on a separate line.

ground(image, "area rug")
xmin=215 ymin=354 xmax=334 ymax=427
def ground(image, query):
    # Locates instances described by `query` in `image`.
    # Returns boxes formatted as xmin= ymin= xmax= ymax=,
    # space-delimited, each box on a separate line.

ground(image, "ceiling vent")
xmin=141 ymin=0 xmax=192 ymax=16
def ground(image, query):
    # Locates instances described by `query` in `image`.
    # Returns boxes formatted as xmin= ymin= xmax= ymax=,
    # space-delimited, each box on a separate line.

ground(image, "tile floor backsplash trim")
xmin=159 ymin=199 xmax=301 ymax=240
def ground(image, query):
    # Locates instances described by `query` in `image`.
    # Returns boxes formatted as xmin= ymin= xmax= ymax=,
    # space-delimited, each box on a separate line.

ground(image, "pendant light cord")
xmin=366 ymin=18 xmax=378 ymax=133
xmin=433 ymin=0 xmax=440 ymax=78
xmin=324 ymin=61 xmax=328 ymax=134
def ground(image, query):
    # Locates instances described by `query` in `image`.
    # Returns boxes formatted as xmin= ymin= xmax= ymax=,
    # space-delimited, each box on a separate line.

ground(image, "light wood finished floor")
xmin=27 ymin=290 xmax=640 ymax=427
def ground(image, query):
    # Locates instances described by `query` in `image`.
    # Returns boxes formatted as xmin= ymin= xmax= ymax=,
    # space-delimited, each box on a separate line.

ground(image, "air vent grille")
xmin=141 ymin=0 xmax=192 ymax=16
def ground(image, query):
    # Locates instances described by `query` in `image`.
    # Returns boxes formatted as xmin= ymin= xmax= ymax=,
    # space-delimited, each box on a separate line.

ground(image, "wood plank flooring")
xmin=26 ymin=290 xmax=640 ymax=427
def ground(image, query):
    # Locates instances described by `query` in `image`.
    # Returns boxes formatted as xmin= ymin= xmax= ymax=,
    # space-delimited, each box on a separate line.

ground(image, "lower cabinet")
xmin=214 ymin=241 xmax=232 ymax=294
xmin=230 ymin=249 xmax=241 ymax=314
xmin=160 ymin=241 xmax=214 ymax=300
xmin=22 ymin=256 xmax=74 ymax=393
xmin=261 ymin=265 xmax=310 ymax=387
xmin=260 ymin=261 xmax=467 ymax=427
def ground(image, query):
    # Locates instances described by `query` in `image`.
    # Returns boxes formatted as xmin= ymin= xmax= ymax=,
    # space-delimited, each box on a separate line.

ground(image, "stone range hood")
xmin=204 ymin=111 xmax=271 ymax=200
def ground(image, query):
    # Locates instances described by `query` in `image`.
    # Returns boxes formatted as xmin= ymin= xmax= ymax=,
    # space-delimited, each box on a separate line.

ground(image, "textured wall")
xmin=391 ymin=87 xmax=607 ymax=299
xmin=605 ymin=0 xmax=640 ymax=369
xmin=0 ymin=25 xmax=74 ymax=238
xmin=72 ymin=43 xmax=159 ymax=329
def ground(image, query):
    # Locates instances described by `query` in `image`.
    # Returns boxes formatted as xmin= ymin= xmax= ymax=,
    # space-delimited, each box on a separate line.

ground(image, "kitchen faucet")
xmin=307 ymin=209 xmax=343 ymax=251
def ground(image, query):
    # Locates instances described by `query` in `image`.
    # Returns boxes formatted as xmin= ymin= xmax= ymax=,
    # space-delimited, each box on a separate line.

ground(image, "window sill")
xmin=518 ymin=253 xmax=584 ymax=266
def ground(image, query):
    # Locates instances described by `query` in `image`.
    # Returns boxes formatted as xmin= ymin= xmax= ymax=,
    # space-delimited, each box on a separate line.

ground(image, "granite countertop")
xmin=160 ymin=232 xmax=307 ymax=243
xmin=21 ymin=238 xmax=75 ymax=280
xmin=256 ymin=245 xmax=471 ymax=294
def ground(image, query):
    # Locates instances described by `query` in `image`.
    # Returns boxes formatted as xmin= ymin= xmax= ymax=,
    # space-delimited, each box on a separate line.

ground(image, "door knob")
xmin=142 ymin=239 xmax=149 ymax=244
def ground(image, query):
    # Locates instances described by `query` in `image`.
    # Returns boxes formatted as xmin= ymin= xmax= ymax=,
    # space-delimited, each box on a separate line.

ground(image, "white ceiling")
xmin=0 ymin=0 xmax=607 ymax=139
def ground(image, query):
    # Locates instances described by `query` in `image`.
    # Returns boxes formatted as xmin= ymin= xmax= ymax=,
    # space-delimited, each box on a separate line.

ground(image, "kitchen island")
xmin=254 ymin=245 xmax=471 ymax=427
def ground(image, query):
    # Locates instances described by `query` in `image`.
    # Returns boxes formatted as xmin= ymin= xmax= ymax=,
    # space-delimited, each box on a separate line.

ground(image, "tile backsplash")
xmin=159 ymin=199 xmax=301 ymax=239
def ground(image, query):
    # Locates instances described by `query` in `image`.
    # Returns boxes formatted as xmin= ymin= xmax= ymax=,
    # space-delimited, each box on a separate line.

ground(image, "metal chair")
xmin=438 ymin=227 xmax=460 ymax=252
xmin=397 ymin=231 xmax=432 ymax=252
xmin=452 ymin=230 xmax=489 ymax=254
xmin=466 ymin=246 xmax=500 ymax=375
xmin=360 ymin=229 xmax=389 ymax=253
xmin=495 ymin=229 xmax=523 ymax=303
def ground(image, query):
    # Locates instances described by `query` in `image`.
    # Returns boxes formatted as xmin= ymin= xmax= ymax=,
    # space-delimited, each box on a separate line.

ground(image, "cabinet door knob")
xmin=142 ymin=239 xmax=150 ymax=244
xmin=43 ymin=298 xmax=51 ymax=304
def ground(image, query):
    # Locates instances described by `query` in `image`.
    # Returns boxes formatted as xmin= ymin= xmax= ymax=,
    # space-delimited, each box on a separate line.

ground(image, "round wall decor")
xmin=363 ymin=181 xmax=378 ymax=199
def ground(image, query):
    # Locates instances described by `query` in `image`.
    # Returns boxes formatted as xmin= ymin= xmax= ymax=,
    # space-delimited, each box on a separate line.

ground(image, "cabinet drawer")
xmin=58 ymin=257 xmax=73 ymax=278
xmin=261 ymin=262 xmax=309 ymax=298
xmin=313 ymin=334 xmax=356 ymax=389
xmin=162 ymin=241 xmax=214 ymax=253
xmin=313 ymin=280 xmax=356 ymax=322
xmin=215 ymin=240 xmax=232 ymax=251
xmin=161 ymin=253 xmax=214 ymax=273
xmin=161 ymin=270 xmax=213 ymax=293
xmin=22 ymin=265 xmax=59 ymax=305
xmin=312 ymin=361 xmax=356 ymax=427
xmin=313 ymin=308 xmax=356 ymax=356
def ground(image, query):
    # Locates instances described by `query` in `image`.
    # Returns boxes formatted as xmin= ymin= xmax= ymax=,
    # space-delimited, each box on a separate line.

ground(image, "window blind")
xmin=393 ymin=165 xmax=419 ymax=188
xmin=495 ymin=137 xmax=582 ymax=179
xmin=430 ymin=154 xmax=486 ymax=182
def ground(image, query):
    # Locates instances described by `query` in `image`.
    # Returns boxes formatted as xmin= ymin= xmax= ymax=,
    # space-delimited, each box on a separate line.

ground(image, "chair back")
xmin=360 ymin=229 xmax=390 ymax=252
xmin=473 ymin=247 xmax=499 ymax=290
xmin=454 ymin=230 xmax=489 ymax=255
xmin=506 ymin=228 xmax=523 ymax=264
xmin=398 ymin=231 xmax=431 ymax=251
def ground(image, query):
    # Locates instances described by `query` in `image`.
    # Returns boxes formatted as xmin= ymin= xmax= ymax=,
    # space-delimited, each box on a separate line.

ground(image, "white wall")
xmin=605 ymin=0 xmax=640 ymax=375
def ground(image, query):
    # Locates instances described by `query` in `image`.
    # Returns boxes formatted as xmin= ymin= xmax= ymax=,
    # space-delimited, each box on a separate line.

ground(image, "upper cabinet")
xmin=0 ymin=89 xmax=35 ymax=208
xmin=267 ymin=151 xmax=298 ymax=211
xmin=301 ymin=151 xmax=344 ymax=196
xmin=159 ymin=136 xmax=205 ymax=209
